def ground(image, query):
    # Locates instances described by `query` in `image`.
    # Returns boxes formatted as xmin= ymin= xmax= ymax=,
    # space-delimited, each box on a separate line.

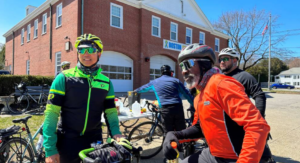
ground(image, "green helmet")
xmin=74 ymin=33 xmax=103 ymax=53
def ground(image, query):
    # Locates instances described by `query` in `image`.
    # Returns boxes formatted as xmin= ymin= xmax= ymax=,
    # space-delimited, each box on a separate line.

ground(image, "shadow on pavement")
xmin=273 ymin=156 xmax=300 ymax=163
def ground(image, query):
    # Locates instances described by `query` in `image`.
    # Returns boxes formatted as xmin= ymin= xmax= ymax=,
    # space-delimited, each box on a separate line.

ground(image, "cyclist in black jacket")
xmin=219 ymin=47 xmax=275 ymax=163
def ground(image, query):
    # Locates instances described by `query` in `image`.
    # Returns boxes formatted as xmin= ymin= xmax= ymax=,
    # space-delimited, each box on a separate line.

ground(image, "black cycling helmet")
xmin=178 ymin=44 xmax=216 ymax=64
xmin=161 ymin=65 xmax=172 ymax=75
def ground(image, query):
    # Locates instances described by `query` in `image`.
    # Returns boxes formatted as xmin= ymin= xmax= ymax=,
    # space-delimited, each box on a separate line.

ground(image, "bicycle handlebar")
xmin=145 ymin=101 xmax=160 ymax=113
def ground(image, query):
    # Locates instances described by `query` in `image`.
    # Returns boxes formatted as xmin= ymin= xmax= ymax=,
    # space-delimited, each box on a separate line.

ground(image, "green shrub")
xmin=0 ymin=75 xmax=54 ymax=96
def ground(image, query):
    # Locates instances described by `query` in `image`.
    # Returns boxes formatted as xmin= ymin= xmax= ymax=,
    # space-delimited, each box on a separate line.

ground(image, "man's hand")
xmin=113 ymin=134 xmax=125 ymax=142
xmin=46 ymin=154 xmax=60 ymax=163
xmin=163 ymin=132 xmax=180 ymax=160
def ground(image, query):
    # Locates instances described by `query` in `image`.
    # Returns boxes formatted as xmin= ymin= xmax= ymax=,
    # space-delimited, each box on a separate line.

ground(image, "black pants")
xmin=56 ymin=131 xmax=103 ymax=163
xmin=182 ymin=148 xmax=237 ymax=163
xmin=161 ymin=103 xmax=186 ymax=134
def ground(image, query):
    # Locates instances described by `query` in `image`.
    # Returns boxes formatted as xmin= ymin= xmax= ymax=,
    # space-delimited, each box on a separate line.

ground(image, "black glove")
xmin=163 ymin=131 xmax=179 ymax=160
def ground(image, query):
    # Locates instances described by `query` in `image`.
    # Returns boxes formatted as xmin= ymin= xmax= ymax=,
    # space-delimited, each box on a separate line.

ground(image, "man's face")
xmin=78 ymin=47 xmax=101 ymax=67
xmin=180 ymin=59 xmax=201 ymax=89
xmin=62 ymin=65 xmax=70 ymax=70
xmin=219 ymin=55 xmax=236 ymax=74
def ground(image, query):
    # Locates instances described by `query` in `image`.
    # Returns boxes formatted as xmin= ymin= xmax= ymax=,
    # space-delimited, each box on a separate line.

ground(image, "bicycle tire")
xmin=120 ymin=119 xmax=139 ymax=128
xmin=40 ymin=94 xmax=48 ymax=106
xmin=0 ymin=137 xmax=34 ymax=163
xmin=8 ymin=94 xmax=30 ymax=114
xmin=127 ymin=121 xmax=165 ymax=159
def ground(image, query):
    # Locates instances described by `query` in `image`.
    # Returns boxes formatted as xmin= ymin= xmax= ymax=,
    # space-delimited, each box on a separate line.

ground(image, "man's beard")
xmin=185 ymin=74 xmax=200 ymax=89
xmin=221 ymin=64 xmax=233 ymax=73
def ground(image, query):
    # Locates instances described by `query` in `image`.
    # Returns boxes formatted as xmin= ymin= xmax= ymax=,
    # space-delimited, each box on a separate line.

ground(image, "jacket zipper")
xmin=81 ymin=76 xmax=93 ymax=136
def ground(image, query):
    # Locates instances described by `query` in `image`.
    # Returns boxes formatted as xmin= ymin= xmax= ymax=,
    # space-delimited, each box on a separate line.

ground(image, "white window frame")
xmin=27 ymin=24 xmax=31 ymax=42
xmin=170 ymin=22 xmax=178 ymax=42
xmin=186 ymin=27 xmax=192 ymax=44
xmin=26 ymin=60 xmax=30 ymax=75
xmin=110 ymin=3 xmax=123 ymax=29
xmin=55 ymin=52 xmax=61 ymax=75
xmin=42 ymin=13 xmax=47 ymax=34
xmin=56 ymin=3 xmax=62 ymax=28
xmin=21 ymin=28 xmax=24 ymax=45
xmin=215 ymin=38 xmax=220 ymax=52
xmin=199 ymin=32 xmax=205 ymax=45
xmin=34 ymin=19 xmax=38 ymax=38
xmin=151 ymin=16 xmax=161 ymax=37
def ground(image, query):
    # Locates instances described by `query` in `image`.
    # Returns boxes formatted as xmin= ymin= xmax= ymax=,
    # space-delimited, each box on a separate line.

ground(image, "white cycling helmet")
xmin=60 ymin=61 xmax=71 ymax=68
xmin=219 ymin=48 xmax=240 ymax=60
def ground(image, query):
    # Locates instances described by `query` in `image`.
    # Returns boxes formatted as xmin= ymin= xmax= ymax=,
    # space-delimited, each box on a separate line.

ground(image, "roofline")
xmin=3 ymin=0 xmax=59 ymax=37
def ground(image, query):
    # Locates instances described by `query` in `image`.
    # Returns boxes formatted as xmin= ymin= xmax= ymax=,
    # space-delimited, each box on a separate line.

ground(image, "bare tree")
xmin=213 ymin=8 xmax=292 ymax=70
xmin=288 ymin=57 xmax=300 ymax=68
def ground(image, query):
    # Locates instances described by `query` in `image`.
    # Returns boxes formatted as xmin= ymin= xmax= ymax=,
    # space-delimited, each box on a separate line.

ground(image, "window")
xmin=42 ymin=13 xmax=47 ymax=34
xmin=110 ymin=3 xmax=123 ymax=29
xmin=275 ymin=76 xmax=280 ymax=79
xmin=298 ymin=82 xmax=300 ymax=86
xmin=56 ymin=3 xmax=62 ymax=27
xmin=26 ymin=8 xmax=29 ymax=15
xmin=21 ymin=28 xmax=24 ymax=45
xmin=100 ymin=65 xmax=132 ymax=80
xmin=152 ymin=16 xmax=161 ymax=37
xmin=199 ymin=32 xmax=205 ymax=44
xmin=186 ymin=27 xmax=192 ymax=44
xmin=27 ymin=24 xmax=31 ymax=42
xmin=55 ymin=52 xmax=61 ymax=75
xmin=285 ymin=82 xmax=291 ymax=85
xmin=294 ymin=75 xmax=296 ymax=79
xmin=215 ymin=38 xmax=220 ymax=52
xmin=170 ymin=22 xmax=178 ymax=41
xmin=294 ymin=82 xmax=296 ymax=86
xmin=34 ymin=19 xmax=38 ymax=38
xmin=150 ymin=69 xmax=161 ymax=80
xmin=284 ymin=75 xmax=291 ymax=78
xmin=26 ymin=60 xmax=30 ymax=75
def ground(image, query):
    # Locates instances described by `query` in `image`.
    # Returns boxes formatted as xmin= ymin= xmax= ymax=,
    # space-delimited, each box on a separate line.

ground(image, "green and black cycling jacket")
xmin=43 ymin=66 xmax=121 ymax=157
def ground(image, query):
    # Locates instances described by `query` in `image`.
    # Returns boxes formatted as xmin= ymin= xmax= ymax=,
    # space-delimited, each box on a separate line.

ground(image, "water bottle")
xmin=132 ymin=101 xmax=141 ymax=116
xmin=36 ymin=135 xmax=44 ymax=151
xmin=166 ymin=142 xmax=179 ymax=163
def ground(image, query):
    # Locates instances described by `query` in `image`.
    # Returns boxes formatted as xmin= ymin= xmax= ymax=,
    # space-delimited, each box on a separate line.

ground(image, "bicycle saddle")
xmin=12 ymin=116 xmax=32 ymax=124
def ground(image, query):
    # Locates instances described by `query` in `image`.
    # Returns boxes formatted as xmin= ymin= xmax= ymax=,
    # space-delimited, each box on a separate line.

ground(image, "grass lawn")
xmin=262 ymin=88 xmax=300 ymax=94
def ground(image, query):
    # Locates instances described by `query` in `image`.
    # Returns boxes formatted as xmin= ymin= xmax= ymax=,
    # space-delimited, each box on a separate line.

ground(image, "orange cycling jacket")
xmin=192 ymin=74 xmax=270 ymax=163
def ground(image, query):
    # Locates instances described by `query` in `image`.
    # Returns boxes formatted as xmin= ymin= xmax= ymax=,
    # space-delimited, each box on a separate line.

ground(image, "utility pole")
xmin=268 ymin=14 xmax=272 ymax=90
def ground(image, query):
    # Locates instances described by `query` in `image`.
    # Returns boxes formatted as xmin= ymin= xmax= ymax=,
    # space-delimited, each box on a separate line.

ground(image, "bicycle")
xmin=8 ymin=82 xmax=49 ymax=114
xmin=0 ymin=116 xmax=45 ymax=163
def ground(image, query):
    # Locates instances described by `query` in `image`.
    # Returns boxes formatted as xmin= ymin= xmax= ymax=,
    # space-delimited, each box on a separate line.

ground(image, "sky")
xmin=0 ymin=0 xmax=299 ymax=57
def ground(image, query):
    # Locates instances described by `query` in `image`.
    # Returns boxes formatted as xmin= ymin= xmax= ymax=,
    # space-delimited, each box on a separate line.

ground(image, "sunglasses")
xmin=218 ymin=57 xmax=234 ymax=63
xmin=77 ymin=47 xmax=98 ymax=55
xmin=179 ymin=59 xmax=211 ymax=71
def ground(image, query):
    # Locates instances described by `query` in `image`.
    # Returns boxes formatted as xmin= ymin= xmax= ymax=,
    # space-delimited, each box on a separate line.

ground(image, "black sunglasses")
xmin=218 ymin=57 xmax=234 ymax=63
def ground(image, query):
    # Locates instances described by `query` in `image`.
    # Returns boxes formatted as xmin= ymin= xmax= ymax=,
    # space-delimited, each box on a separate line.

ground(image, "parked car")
xmin=271 ymin=83 xmax=295 ymax=89
xmin=0 ymin=70 xmax=11 ymax=75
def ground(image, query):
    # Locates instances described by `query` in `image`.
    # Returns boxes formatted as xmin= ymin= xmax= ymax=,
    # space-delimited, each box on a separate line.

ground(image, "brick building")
xmin=4 ymin=0 xmax=230 ymax=92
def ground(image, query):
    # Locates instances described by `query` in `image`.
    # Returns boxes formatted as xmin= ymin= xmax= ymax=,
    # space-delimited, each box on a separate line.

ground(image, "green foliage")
xmin=0 ymin=45 xmax=5 ymax=70
xmin=246 ymin=58 xmax=289 ymax=82
xmin=0 ymin=75 xmax=54 ymax=96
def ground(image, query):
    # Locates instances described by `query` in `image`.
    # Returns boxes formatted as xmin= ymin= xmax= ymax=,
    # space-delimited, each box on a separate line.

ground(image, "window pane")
xmin=171 ymin=24 xmax=176 ymax=32
xmin=118 ymin=66 xmax=124 ymax=72
xmin=102 ymin=72 xmax=109 ymax=77
xmin=153 ymin=27 xmax=158 ymax=36
xmin=150 ymin=69 xmax=154 ymax=74
xmin=101 ymin=65 xmax=109 ymax=71
xmin=155 ymin=69 xmax=161 ymax=75
xmin=215 ymin=45 xmax=219 ymax=51
xmin=152 ymin=18 xmax=159 ymax=27
xmin=110 ymin=73 xmax=117 ymax=79
xmin=112 ymin=6 xmax=120 ymax=17
xmin=125 ymin=74 xmax=131 ymax=80
xmin=44 ymin=25 xmax=47 ymax=33
xmin=110 ymin=66 xmax=117 ymax=72
xmin=199 ymin=40 xmax=204 ymax=44
xmin=186 ymin=29 xmax=191 ymax=36
xmin=186 ymin=36 xmax=191 ymax=44
xmin=150 ymin=75 xmax=154 ymax=80
xmin=112 ymin=16 xmax=120 ymax=27
xmin=125 ymin=67 xmax=131 ymax=73
xmin=171 ymin=32 xmax=176 ymax=40
xmin=117 ymin=74 xmax=124 ymax=79
xmin=58 ymin=16 xmax=62 ymax=26
xmin=155 ymin=75 xmax=160 ymax=79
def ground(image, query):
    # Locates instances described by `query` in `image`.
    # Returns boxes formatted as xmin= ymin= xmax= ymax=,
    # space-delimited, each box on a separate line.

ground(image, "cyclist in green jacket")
xmin=44 ymin=34 xmax=124 ymax=163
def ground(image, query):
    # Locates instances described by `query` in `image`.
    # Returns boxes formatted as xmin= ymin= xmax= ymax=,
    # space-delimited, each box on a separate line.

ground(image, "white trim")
xmin=186 ymin=27 xmax=192 ymax=44
xmin=199 ymin=31 xmax=205 ymax=45
xmin=3 ymin=0 xmax=59 ymax=37
xmin=151 ymin=15 xmax=161 ymax=38
xmin=26 ymin=60 xmax=30 ymax=75
xmin=110 ymin=3 xmax=123 ymax=29
xmin=21 ymin=28 xmax=24 ymax=45
xmin=42 ymin=13 xmax=47 ymax=34
xmin=170 ymin=22 xmax=178 ymax=42
xmin=27 ymin=24 xmax=31 ymax=42
xmin=215 ymin=38 xmax=220 ymax=52
xmin=55 ymin=52 xmax=61 ymax=75
xmin=56 ymin=3 xmax=62 ymax=28
xmin=34 ymin=19 xmax=38 ymax=38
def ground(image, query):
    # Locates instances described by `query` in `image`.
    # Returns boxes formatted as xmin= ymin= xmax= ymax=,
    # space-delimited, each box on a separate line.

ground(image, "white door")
xmin=150 ymin=55 xmax=176 ymax=81
xmin=98 ymin=51 xmax=133 ymax=92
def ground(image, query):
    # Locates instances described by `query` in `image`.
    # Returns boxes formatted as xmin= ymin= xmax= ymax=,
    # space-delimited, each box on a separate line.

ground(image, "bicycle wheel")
xmin=40 ymin=94 xmax=48 ymax=106
xmin=8 ymin=94 xmax=30 ymax=114
xmin=0 ymin=137 xmax=34 ymax=163
xmin=127 ymin=121 xmax=165 ymax=159
xmin=120 ymin=119 xmax=139 ymax=128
